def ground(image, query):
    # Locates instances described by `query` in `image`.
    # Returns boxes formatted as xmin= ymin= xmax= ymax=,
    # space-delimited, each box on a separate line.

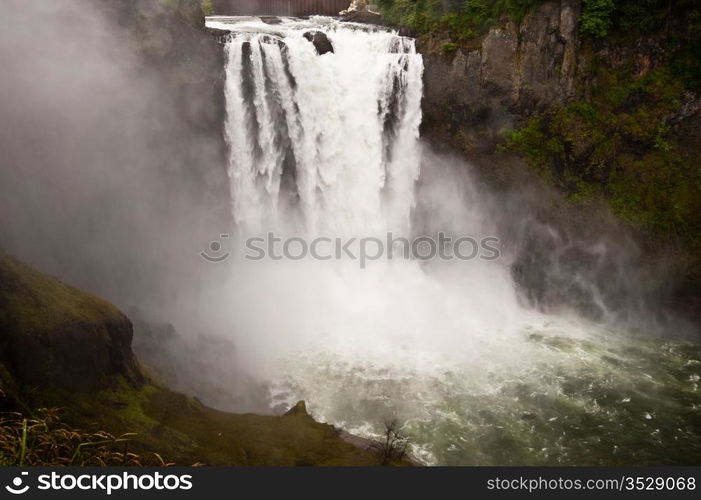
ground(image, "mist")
xmin=0 ymin=0 xmax=228 ymax=312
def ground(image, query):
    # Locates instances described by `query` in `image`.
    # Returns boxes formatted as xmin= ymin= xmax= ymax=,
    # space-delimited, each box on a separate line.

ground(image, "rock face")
xmin=0 ymin=253 xmax=142 ymax=392
xmin=420 ymin=0 xmax=581 ymax=154
xmin=303 ymin=31 xmax=334 ymax=55
xmin=341 ymin=10 xmax=384 ymax=25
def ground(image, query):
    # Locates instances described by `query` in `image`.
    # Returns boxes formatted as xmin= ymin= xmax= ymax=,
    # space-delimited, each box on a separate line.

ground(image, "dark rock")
xmin=284 ymin=400 xmax=309 ymax=417
xmin=260 ymin=16 xmax=282 ymax=25
xmin=303 ymin=31 xmax=334 ymax=55
xmin=341 ymin=10 xmax=384 ymax=25
xmin=420 ymin=0 xmax=580 ymax=155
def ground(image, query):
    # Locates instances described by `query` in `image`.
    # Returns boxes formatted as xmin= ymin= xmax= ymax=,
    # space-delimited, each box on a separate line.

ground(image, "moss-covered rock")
xmin=0 ymin=253 xmax=142 ymax=392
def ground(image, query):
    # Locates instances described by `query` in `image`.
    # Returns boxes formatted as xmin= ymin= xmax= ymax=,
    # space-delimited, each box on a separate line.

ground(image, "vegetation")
xmin=581 ymin=0 xmax=701 ymax=39
xmin=368 ymin=419 xmax=410 ymax=465
xmin=0 ymin=406 xmax=166 ymax=466
xmin=441 ymin=41 xmax=459 ymax=53
xmin=378 ymin=0 xmax=701 ymax=42
xmin=377 ymin=0 xmax=546 ymax=37
xmin=19 ymin=380 xmax=391 ymax=466
xmin=0 ymin=252 xmax=123 ymax=337
xmin=505 ymin=69 xmax=701 ymax=240
xmin=579 ymin=0 xmax=615 ymax=38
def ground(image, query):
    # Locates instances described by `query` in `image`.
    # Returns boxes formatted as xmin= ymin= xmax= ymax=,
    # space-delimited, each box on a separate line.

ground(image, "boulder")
xmin=260 ymin=16 xmax=282 ymax=25
xmin=303 ymin=31 xmax=334 ymax=55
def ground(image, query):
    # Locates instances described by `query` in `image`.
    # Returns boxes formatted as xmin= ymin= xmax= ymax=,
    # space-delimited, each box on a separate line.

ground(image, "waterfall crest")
xmin=220 ymin=18 xmax=423 ymax=237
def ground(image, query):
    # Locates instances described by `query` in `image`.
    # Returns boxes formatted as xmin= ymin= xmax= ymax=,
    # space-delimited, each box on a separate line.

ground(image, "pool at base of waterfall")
xmin=267 ymin=320 xmax=701 ymax=465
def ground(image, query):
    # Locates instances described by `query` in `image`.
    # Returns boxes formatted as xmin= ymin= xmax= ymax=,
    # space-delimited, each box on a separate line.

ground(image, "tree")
xmin=368 ymin=419 xmax=409 ymax=465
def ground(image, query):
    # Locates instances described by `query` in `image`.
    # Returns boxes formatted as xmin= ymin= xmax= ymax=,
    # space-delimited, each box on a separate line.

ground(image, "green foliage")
xmin=506 ymin=63 xmax=701 ymax=252
xmin=442 ymin=41 xmax=459 ymax=53
xmin=377 ymin=0 xmax=546 ymax=37
xmin=580 ymin=0 xmax=615 ymax=38
xmin=0 ymin=253 xmax=123 ymax=336
xmin=378 ymin=0 xmax=701 ymax=40
xmin=200 ymin=0 xmax=214 ymax=16
xmin=581 ymin=0 xmax=701 ymax=38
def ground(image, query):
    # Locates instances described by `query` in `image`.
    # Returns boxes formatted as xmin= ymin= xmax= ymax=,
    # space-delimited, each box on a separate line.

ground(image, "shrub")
xmin=580 ymin=0 xmax=615 ymax=38
xmin=442 ymin=41 xmax=459 ymax=53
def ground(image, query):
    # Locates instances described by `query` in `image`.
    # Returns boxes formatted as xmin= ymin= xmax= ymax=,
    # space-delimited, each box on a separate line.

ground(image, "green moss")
xmin=580 ymin=0 xmax=615 ymax=38
xmin=0 ymin=253 xmax=123 ymax=336
xmin=505 ymin=59 xmax=701 ymax=276
xmin=441 ymin=41 xmax=459 ymax=53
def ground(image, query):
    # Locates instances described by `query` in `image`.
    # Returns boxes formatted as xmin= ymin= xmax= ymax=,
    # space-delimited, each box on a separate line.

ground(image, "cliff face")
xmin=419 ymin=1 xmax=699 ymax=160
xmin=420 ymin=0 xmax=580 ymax=154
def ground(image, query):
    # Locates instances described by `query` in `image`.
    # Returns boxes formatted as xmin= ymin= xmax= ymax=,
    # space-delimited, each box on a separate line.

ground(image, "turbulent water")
xmin=206 ymin=16 xmax=701 ymax=465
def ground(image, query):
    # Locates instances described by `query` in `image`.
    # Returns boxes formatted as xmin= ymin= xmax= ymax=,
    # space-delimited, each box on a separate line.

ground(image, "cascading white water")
xmin=219 ymin=17 xmax=423 ymax=237
xmin=202 ymin=16 xmax=701 ymax=466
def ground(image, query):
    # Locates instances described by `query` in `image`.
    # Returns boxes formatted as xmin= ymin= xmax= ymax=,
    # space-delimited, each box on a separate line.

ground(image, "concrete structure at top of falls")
xmin=210 ymin=17 xmax=424 ymax=237
xmin=212 ymin=1 xmax=355 ymax=16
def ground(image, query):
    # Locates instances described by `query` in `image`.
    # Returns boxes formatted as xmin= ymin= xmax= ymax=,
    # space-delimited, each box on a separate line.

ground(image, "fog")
xmin=0 ymin=0 xmax=228 ymax=311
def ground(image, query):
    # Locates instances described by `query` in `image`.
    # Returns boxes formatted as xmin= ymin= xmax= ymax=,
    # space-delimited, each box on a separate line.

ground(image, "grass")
xmin=0 ymin=406 xmax=165 ymax=466
xmin=0 ymin=252 xmax=124 ymax=337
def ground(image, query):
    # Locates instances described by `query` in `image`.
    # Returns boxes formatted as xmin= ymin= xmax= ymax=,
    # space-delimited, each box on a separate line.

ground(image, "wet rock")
xmin=303 ymin=31 xmax=334 ymax=55
xmin=481 ymin=21 xmax=519 ymax=100
xmin=420 ymin=0 xmax=581 ymax=154
xmin=260 ymin=16 xmax=282 ymax=25
xmin=341 ymin=10 xmax=384 ymax=25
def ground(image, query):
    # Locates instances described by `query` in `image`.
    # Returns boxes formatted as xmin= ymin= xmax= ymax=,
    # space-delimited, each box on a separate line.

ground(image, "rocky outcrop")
xmin=420 ymin=0 xmax=581 ymax=154
xmin=0 ymin=253 xmax=142 ymax=392
xmin=284 ymin=400 xmax=310 ymax=417
xmin=304 ymin=31 xmax=334 ymax=55
xmin=341 ymin=10 xmax=384 ymax=25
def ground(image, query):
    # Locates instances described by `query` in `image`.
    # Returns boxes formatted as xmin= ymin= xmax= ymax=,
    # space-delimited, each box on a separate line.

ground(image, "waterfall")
xmin=220 ymin=18 xmax=423 ymax=237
